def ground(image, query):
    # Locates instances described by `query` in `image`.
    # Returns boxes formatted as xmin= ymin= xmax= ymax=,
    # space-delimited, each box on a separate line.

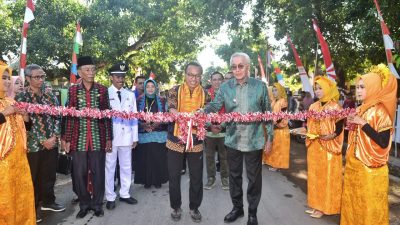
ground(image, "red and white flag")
xmin=257 ymin=54 xmax=267 ymax=83
xmin=19 ymin=0 xmax=35 ymax=78
xmin=373 ymin=0 xmax=399 ymax=78
xmin=266 ymin=50 xmax=274 ymax=68
xmin=287 ymin=34 xmax=314 ymax=97
xmin=312 ymin=19 xmax=336 ymax=82
xmin=149 ymin=71 xmax=156 ymax=80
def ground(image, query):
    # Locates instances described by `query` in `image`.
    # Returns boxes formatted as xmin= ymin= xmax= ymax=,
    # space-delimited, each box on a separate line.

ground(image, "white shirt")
xmin=108 ymin=85 xmax=138 ymax=146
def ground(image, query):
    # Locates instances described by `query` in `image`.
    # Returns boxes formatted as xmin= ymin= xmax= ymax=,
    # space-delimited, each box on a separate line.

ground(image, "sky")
xmin=196 ymin=2 xmax=287 ymax=71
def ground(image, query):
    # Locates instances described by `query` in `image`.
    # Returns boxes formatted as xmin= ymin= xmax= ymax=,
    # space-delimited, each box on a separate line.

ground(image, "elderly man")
xmin=105 ymin=62 xmax=138 ymax=210
xmin=15 ymin=64 xmax=65 ymax=223
xmin=166 ymin=62 xmax=210 ymax=223
xmin=64 ymin=56 xmax=113 ymax=219
xmin=204 ymin=52 xmax=273 ymax=225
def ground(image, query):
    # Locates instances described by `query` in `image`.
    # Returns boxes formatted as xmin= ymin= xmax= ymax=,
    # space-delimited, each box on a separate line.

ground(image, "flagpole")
xmin=314 ymin=42 xmax=318 ymax=83
xmin=266 ymin=49 xmax=269 ymax=85
xmin=19 ymin=29 xmax=24 ymax=76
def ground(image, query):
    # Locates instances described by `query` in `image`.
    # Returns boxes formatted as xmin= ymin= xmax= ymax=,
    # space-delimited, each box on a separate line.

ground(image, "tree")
xmin=2 ymin=0 xmax=252 ymax=84
xmin=216 ymin=0 xmax=400 ymax=87
xmin=265 ymin=0 xmax=400 ymax=85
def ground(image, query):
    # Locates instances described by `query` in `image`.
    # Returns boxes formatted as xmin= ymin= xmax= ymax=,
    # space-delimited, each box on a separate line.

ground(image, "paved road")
xmin=41 ymin=139 xmax=400 ymax=225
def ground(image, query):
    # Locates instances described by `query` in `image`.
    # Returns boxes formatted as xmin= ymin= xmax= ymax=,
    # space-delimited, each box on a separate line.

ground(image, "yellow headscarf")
xmin=273 ymin=83 xmax=287 ymax=100
xmin=0 ymin=61 xmax=13 ymax=99
xmin=357 ymin=64 xmax=397 ymax=123
xmin=314 ymin=76 xmax=339 ymax=102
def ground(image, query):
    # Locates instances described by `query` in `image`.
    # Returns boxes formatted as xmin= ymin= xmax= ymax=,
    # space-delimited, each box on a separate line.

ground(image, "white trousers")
xmin=105 ymin=145 xmax=132 ymax=201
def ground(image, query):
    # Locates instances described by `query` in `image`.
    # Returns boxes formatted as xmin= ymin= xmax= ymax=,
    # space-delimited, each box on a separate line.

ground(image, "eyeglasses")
xmin=186 ymin=74 xmax=202 ymax=79
xmin=30 ymin=74 xmax=46 ymax=80
xmin=230 ymin=64 xmax=247 ymax=71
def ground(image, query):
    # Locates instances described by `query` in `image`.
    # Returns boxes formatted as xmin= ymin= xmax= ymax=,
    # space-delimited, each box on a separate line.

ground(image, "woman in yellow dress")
xmin=0 ymin=62 xmax=36 ymax=225
xmin=263 ymin=82 xmax=290 ymax=171
xmin=341 ymin=65 xmax=397 ymax=225
xmin=305 ymin=76 xmax=344 ymax=218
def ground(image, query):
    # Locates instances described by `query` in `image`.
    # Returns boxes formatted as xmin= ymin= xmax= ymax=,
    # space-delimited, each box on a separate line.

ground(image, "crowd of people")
xmin=0 ymin=52 xmax=397 ymax=225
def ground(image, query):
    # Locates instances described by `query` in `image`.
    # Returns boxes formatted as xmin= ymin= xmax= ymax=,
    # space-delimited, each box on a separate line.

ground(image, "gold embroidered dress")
xmin=263 ymin=83 xmax=290 ymax=168
xmin=0 ymin=63 xmax=35 ymax=225
xmin=306 ymin=76 xmax=343 ymax=215
xmin=341 ymin=65 xmax=397 ymax=225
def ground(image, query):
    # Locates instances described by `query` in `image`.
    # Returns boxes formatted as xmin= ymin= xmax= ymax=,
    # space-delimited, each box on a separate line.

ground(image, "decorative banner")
xmin=286 ymin=34 xmax=314 ymax=97
xmin=312 ymin=19 xmax=336 ymax=82
xmin=19 ymin=0 xmax=35 ymax=79
xmin=70 ymin=21 xmax=83 ymax=84
xmin=15 ymin=102 xmax=355 ymax=144
xmin=373 ymin=0 xmax=400 ymax=79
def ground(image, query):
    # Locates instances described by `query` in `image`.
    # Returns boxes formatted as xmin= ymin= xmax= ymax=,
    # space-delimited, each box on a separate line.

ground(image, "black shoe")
xmin=190 ymin=208 xmax=202 ymax=223
xmin=224 ymin=208 xmax=244 ymax=223
xmin=144 ymin=184 xmax=151 ymax=189
xmin=76 ymin=208 xmax=88 ymax=219
xmin=41 ymin=202 xmax=66 ymax=212
xmin=36 ymin=209 xmax=42 ymax=223
xmin=71 ymin=197 xmax=79 ymax=204
xmin=106 ymin=201 xmax=116 ymax=210
xmin=155 ymin=184 xmax=162 ymax=189
xmin=247 ymin=215 xmax=258 ymax=225
xmin=120 ymin=197 xmax=138 ymax=205
xmin=94 ymin=208 xmax=104 ymax=217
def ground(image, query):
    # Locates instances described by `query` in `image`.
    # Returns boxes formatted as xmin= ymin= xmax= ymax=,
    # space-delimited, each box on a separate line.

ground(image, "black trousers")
xmin=28 ymin=148 xmax=58 ymax=208
xmin=71 ymin=151 xmax=105 ymax=211
xmin=227 ymin=148 xmax=262 ymax=215
xmin=167 ymin=149 xmax=203 ymax=210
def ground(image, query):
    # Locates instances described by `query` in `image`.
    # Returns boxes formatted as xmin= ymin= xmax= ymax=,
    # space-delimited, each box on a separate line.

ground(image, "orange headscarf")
xmin=273 ymin=83 xmax=287 ymax=100
xmin=314 ymin=76 xmax=339 ymax=102
xmin=0 ymin=62 xmax=27 ymax=160
xmin=0 ymin=61 xmax=12 ymax=99
xmin=357 ymin=64 xmax=397 ymax=123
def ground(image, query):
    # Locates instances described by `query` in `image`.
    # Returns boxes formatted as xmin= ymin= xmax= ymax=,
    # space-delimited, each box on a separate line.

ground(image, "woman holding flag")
xmin=263 ymin=82 xmax=290 ymax=171
xmin=304 ymin=76 xmax=344 ymax=218
xmin=341 ymin=65 xmax=397 ymax=225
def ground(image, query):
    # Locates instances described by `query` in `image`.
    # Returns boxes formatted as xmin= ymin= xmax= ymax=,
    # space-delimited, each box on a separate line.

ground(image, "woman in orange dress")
xmin=263 ymin=83 xmax=290 ymax=171
xmin=341 ymin=65 xmax=397 ymax=225
xmin=0 ymin=62 xmax=36 ymax=224
xmin=305 ymin=76 xmax=344 ymax=218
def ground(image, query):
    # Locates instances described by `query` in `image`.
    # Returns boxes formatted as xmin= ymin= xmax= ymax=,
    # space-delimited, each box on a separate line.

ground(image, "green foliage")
xmin=266 ymin=0 xmax=400 ymax=84
xmin=1 ymin=0 xmax=251 ymax=84
xmin=216 ymin=0 xmax=400 ymax=87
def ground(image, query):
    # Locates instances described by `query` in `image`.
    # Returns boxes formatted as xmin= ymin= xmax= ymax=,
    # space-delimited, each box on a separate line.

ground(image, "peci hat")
xmin=77 ymin=56 xmax=95 ymax=68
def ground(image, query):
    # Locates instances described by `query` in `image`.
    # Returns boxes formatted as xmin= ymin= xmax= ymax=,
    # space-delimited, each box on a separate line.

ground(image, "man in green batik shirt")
xmin=204 ymin=52 xmax=273 ymax=225
xmin=16 ymin=64 xmax=65 ymax=223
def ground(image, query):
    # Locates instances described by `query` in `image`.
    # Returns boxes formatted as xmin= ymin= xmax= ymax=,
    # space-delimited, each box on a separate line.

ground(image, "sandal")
xmin=310 ymin=210 xmax=324 ymax=218
xmin=305 ymin=209 xmax=315 ymax=214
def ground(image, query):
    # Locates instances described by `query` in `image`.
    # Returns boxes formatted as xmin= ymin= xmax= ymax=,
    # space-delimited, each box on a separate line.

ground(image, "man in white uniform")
xmin=105 ymin=62 xmax=138 ymax=210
